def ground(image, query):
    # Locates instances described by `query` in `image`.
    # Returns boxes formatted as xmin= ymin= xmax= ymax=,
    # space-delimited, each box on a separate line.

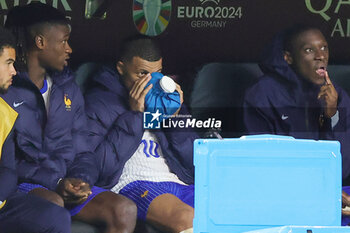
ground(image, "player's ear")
xmin=116 ymin=61 xmax=124 ymax=75
xmin=35 ymin=35 xmax=45 ymax=49
xmin=284 ymin=51 xmax=293 ymax=65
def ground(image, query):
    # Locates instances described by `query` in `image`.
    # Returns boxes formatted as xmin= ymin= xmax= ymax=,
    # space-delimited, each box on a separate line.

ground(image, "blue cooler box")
xmin=193 ymin=135 xmax=342 ymax=233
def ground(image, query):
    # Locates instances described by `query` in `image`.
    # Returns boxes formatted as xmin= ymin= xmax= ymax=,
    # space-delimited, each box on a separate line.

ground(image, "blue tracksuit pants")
xmin=0 ymin=192 xmax=71 ymax=233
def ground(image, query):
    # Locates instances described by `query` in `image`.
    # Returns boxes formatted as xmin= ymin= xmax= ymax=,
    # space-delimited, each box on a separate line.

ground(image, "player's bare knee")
xmin=111 ymin=196 xmax=137 ymax=223
xmin=48 ymin=193 xmax=64 ymax=207
xmin=97 ymin=194 xmax=137 ymax=227
xmin=29 ymin=189 xmax=64 ymax=207
xmin=172 ymin=207 xmax=194 ymax=232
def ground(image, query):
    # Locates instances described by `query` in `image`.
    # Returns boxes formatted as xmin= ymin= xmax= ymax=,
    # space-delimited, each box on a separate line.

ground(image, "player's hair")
xmin=5 ymin=2 xmax=69 ymax=70
xmin=283 ymin=24 xmax=323 ymax=53
xmin=0 ymin=27 xmax=16 ymax=56
xmin=118 ymin=35 xmax=162 ymax=63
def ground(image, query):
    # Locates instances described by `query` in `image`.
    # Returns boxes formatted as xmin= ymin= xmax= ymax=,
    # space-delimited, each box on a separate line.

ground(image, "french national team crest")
xmin=133 ymin=0 xmax=171 ymax=36
xmin=64 ymin=94 xmax=72 ymax=111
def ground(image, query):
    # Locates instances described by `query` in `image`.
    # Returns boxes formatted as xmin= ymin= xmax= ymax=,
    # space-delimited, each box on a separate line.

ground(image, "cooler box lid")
xmin=193 ymin=135 xmax=342 ymax=233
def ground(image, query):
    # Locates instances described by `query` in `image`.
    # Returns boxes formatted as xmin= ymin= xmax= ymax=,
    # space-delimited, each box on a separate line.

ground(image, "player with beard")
xmin=0 ymin=26 xmax=72 ymax=233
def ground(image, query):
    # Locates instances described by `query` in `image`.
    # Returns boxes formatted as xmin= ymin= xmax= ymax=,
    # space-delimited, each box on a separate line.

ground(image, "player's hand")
xmin=172 ymin=83 xmax=184 ymax=116
xmin=342 ymin=191 xmax=350 ymax=216
xmin=56 ymin=178 xmax=92 ymax=205
xmin=129 ymin=74 xmax=152 ymax=112
xmin=317 ymin=71 xmax=338 ymax=118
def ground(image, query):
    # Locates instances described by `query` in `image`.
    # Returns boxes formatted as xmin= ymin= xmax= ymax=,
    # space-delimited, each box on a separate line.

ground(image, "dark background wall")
xmin=1 ymin=0 xmax=350 ymax=74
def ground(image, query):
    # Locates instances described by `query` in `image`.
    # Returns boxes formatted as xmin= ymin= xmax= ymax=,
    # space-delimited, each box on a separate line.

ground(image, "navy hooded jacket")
xmin=84 ymin=66 xmax=197 ymax=189
xmin=0 ymin=69 xmax=99 ymax=190
xmin=244 ymin=33 xmax=350 ymax=179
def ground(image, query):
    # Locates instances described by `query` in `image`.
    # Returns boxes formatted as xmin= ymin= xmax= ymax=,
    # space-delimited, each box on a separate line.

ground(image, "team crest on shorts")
xmin=141 ymin=190 xmax=149 ymax=198
xmin=133 ymin=0 xmax=171 ymax=36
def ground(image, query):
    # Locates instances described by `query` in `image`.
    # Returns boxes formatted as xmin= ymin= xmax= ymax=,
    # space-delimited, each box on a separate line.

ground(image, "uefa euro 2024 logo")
xmin=199 ymin=0 xmax=220 ymax=4
xmin=133 ymin=0 xmax=171 ymax=36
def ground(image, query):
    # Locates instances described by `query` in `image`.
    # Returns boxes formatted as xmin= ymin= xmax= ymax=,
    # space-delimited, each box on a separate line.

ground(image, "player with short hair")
xmin=0 ymin=26 xmax=72 ymax=233
xmin=4 ymin=3 xmax=137 ymax=232
xmin=85 ymin=35 xmax=197 ymax=233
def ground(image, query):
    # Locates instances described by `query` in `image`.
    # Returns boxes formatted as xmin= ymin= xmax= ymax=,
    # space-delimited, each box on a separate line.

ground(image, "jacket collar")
xmin=92 ymin=66 xmax=128 ymax=98
xmin=15 ymin=67 xmax=74 ymax=87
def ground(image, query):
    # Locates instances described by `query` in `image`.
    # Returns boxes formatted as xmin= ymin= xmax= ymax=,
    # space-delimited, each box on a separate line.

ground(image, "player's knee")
xmin=29 ymin=189 xmax=64 ymax=207
xmin=110 ymin=196 xmax=137 ymax=223
xmin=172 ymin=207 xmax=194 ymax=232
xmin=99 ymin=196 xmax=137 ymax=232
xmin=47 ymin=193 xmax=64 ymax=207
